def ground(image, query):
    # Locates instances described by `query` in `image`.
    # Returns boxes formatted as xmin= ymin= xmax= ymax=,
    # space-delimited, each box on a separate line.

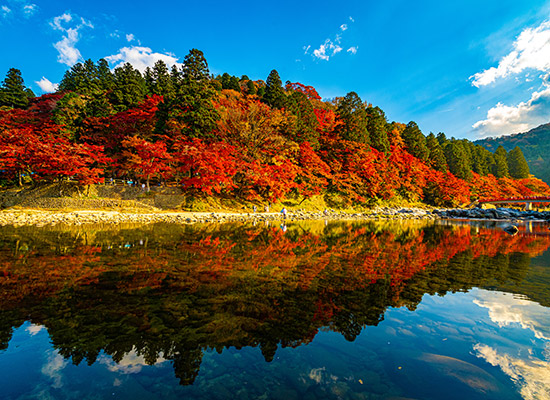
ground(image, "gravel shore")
xmin=0 ymin=206 xmax=548 ymax=226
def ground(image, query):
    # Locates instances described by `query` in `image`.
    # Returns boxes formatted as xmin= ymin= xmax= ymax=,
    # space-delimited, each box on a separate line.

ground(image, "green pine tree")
xmin=402 ymin=121 xmax=429 ymax=161
xmin=263 ymin=70 xmax=286 ymax=109
xmin=109 ymin=63 xmax=147 ymax=111
xmin=492 ymin=145 xmax=510 ymax=178
xmin=507 ymin=146 xmax=530 ymax=179
xmin=426 ymin=133 xmax=448 ymax=172
xmin=335 ymin=92 xmax=370 ymax=144
xmin=170 ymin=49 xmax=219 ymax=138
xmin=445 ymin=141 xmax=472 ymax=180
xmin=366 ymin=106 xmax=390 ymax=154
xmin=287 ymin=90 xmax=319 ymax=148
xmin=0 ymin=68 xmax=32 ymax=108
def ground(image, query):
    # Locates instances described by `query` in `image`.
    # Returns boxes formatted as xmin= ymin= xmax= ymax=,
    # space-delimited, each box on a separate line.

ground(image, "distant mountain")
xmin=475 ymin=123 xmax=550 ymax=184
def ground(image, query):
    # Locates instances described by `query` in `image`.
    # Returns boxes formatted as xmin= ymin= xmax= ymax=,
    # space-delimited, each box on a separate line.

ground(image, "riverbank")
xmin=0 ymin=206 xmax=548 ymax=226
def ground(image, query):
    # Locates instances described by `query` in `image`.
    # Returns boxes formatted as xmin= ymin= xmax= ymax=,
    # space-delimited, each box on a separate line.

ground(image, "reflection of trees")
xmin=0 ymin=221 xmax=549 ymax=383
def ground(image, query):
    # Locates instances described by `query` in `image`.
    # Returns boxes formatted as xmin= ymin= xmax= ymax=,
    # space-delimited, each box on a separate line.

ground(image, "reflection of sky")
xmin=98 ymin=348 xmax=168 ymax=374
xmin=472 ymin=290 xmax=550 ymax=400
xmin=1 ymin=289 xmax=550 ymax=399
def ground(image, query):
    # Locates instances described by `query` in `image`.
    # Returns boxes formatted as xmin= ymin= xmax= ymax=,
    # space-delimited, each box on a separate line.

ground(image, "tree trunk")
xmin=146 ymin=175 xmax=150 ymax=192
xmin=18 ymin=170 xmax=22 ymax=187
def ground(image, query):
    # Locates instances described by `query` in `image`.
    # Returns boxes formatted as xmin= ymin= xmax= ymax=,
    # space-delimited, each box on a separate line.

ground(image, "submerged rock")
xmin=503 ymin=224 xmax=519 ymax=236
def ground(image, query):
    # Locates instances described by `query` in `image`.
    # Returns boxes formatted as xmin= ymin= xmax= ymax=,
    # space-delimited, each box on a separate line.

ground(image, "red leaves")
xmin=173 ymin=138 xmax=237 ymax=195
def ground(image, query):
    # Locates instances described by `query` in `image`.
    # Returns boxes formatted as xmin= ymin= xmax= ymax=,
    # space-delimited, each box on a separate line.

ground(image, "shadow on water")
xmin=0 ymin=219 xmax=549 ymax=397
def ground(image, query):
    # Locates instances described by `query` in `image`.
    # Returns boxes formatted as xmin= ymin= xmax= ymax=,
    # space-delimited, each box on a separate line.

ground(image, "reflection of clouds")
xmin=98 ymin=348 xmax=166 ymax=374
xmin=474 ymin=344 xmax=550 ymax=400
xmin=41 ymin=350 xmax=68 ymax=388
xmin=26 ymin=323 xmax=45 ymax=336
xmin=473 ymin=291 xmax=550 ymax=341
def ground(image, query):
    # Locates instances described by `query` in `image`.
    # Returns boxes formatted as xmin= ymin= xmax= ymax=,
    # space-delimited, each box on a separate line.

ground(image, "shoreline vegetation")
xmin=2 ymin=50 xmax=550 ymax=213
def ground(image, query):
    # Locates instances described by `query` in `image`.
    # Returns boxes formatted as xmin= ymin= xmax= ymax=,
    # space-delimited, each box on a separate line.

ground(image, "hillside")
xmin=475 ymin=123 xmax=550 ymax=184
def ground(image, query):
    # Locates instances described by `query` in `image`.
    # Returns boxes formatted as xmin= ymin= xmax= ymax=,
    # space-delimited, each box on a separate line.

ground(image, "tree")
xmin=426 ymin=133 xmax=447 ymax=172
xmin=168 ymin=49 xmax=219 ymax=139
xmin=366 ymin=106 xmax=390 ymax=154
xmin=286 ymin=90 xmax=319 ymax=147
xmin=0 ymin=68 xmax=33 ymax=109
xmin=120 ymin=137 xmax=172 ymax=191
xmin=507 ymin=146 xmax=529 ymax=179
xmin=263 ymin=70 xmax=286 ymax=109
xmin=149 ymin=60 xmax=175 ymax=100
xmin=109 ymin=63 xmax=147 ymax=111
xmin=402 ymin=121 xmax=428 ymax=161
xmin=97 ymin=59 xmax=114 ymax=92
xmin=445 ymin=141 xmax=471 ymax=180
xmin=335 ymin=92 xmax=369 ymax=144
xmin=492 ymin=145 xmax=509 ymax=178
xmin=58 ymin=59 xmax=100 ymax=95
xmin=246 ymin=80 xmax=256 ymax=95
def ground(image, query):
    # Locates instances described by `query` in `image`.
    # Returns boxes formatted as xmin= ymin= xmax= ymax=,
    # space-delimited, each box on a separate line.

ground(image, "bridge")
xmin=477 ymin=196 xmax=550 ymax=210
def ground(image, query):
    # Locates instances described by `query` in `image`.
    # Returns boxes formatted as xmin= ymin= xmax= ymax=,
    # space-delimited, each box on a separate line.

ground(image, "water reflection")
xmin=0 ymin=220 xmax=549 ymax=399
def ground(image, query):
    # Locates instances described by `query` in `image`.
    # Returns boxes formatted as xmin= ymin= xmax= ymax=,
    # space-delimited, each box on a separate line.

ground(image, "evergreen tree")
xmin=287 ymin=90 xmax=319 ymax=148
xmin=0 ymin=68 xmax=33 ymax=108
xmin=58 ymin=59 xmax=100 ymax=95
xmin=426 ymin=133 xmax=447 ymax=172
xmin=445 ymin=141 xmax=471 ymax=180
xmin=335 ymin=92 xmax=369 ymax=144
xmin=228 ymin=76 xmax=241 ymax=92
xmin=472 ymin=145 xmax=493 ymax=176
xmin=263 ymin=69 xmax=286 ymax=109
xmin=171 ymin=49 xmax=219 ymax=138
xmin=436 ymin=132 xmax=448 ymax=147
xmin=97 ymin=59 xmax=114 ymax=92
xmin=150 ymin=60 xmax=175 ymax=100
xmin=109 ymin=63 xmax=147 ymax=111
xmin=402 ymin=121 xmax=429 ymax=161
xmin=170 ymin=65 xmax=182 ymax=91
xmin=492 ymin=145 xmax=510 ymax=178
xmin=366 ymin=106 xmax=390 ymax=154
xmin=507 ymin=146 xmax=530 ymax=179
xmin=246 ymin=80 xmax=256 ymax=95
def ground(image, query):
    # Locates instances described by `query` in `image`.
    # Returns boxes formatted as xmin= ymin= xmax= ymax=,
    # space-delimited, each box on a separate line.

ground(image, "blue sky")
xmin=1 ymin=0 xmax=550 ymax=140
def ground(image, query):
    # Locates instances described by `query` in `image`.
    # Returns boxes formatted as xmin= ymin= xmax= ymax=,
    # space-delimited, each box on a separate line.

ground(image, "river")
xmin=0 ymin=219 xmax=549 ymax=399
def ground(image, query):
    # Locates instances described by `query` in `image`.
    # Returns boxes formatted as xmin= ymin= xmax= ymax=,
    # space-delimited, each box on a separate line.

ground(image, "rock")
xmin=503 ymin=224 xmax=519 ymax=235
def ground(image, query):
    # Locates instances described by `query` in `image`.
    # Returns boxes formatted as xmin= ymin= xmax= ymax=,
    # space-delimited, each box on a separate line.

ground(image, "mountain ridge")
xmin=475 ymin=122 xmax=550 ymax=184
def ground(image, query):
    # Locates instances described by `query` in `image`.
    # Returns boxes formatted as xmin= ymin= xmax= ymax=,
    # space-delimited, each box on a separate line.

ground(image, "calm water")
xmin=0 ymin=219 xmax=549 ymax=400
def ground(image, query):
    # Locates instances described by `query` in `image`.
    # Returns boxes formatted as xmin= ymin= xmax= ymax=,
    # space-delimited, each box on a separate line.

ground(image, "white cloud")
xmin=105 ymin=46 xmax=181 ymax=72
xmin=126 ymin=33 xmax=135 ymax=42
xmin=35 ymin=77 xmax=59 ymax=93
xmin=26 ymin=323 xmax=45 ymax=336
xmin=23 ymin=4 xmax=37 ymax=17
xmin=475 ymin=344 xmax=550 ymax=400
xmin=347 ymin=46 xmax=358 ymax=55
xmin=349 ymin=16 xmax=355 ymax=23
xmin=50 ymin=12 xmax=94 ymax=66
xmin=1 ymin=5 xmax=11 ymax=17
xmin=471 ymin=20 xmax=550 ymax=87
xmin=473 ymin=291 xmax=550 ymax=340
xmin=472 ymin=86 xmax=550 ymax=137
xmin=98 ymin=347 xmax=166 ymax=374
xmin=307 ymin=19 xmax=356 ymax=62
xmin=41 ymin=350 xmax=68 ymax=389
xmin=313 ymin=39 xmax=343 ymax=61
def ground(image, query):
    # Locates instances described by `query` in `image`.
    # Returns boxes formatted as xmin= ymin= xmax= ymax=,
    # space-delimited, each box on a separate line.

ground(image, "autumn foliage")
xmin=1 ymin=63 xmax=549 ymax=205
